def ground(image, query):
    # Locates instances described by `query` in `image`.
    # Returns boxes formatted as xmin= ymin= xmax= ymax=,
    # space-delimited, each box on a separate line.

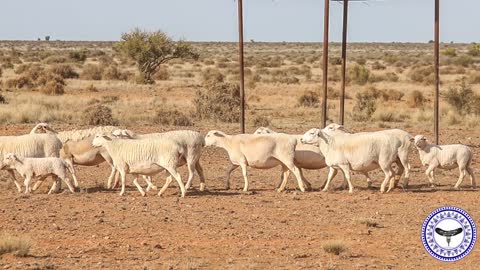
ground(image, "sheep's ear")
xmin=409 ymin=137 xmax=415 ymax=142
xmin=338 ymin=125 xmax=346 ymax=131
xmin=213 ymin=131 xmax=225 ymax=137
xmin=102 ymin=135 xmax=113 ymax=141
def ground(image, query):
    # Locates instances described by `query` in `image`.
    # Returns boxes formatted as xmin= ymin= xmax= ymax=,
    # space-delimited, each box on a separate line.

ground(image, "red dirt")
xmin=0 ymin=124 xmax=479 ymax=269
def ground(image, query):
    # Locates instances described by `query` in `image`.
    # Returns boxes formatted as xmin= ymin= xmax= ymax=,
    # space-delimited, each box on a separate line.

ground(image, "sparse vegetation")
xmin=252 ymin=115 xmax=271 ymax=127
xmin=83 ymin=104 xmax=117 ymax=125
xmin=407 ymin=90 xmax=426 ymax=108
xmin=297 ymin=91 xmax=320 ymax=107
xmin=349 ymin=64 xmax=370 ymax=85
xmin=155 ymin=108 xmax=193 ymax=126
xmin=0 ymin=234 xmax=31 ymax=257
xmin=354 ymin=217 xmax=380 ymax=228
xmin=352 ymin=90 xmax=377 ymax=121
xmin=445 ymin=79 xmax=480 ymax=115
xmin=323 ymin=241 xmax=347 ymax=255
xmin=194 ymin=82 xmax=241 ymax=123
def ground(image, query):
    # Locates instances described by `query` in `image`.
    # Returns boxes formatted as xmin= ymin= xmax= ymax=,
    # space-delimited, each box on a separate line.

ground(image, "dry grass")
xmin=322 ymin=241 xmax=347 ymax=255
xmin=354 ymin=217 xmax=380 ymax=228
xmin=0 ymin=234 xmax=31 ymax=257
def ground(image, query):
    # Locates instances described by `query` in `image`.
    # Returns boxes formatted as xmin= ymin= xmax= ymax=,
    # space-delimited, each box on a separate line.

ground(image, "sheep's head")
xmin=3 ymin=153 xmax=19 ymax=167
xmin=205 ymin=130 xmax=226 ymax=146
xmin=254 ymin=127 xmax=275 ymax=135
xmin=322 ymin=123 xmax=347 ymax=136
xmin=412 ymin=135 xmax=428 ymax=149
xmin=300 ymin=128 xmax=323 ymax=145
xmin=32 ymin=123 xmax=57 ymax=134
xmin=111 ymin=129 xmax=135 ymax=139
xmin=92 ymin=133 xmax=112 ymax=147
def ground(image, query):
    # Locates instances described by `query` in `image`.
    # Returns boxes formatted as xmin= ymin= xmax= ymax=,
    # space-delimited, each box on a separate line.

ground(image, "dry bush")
xmin=445 ymin=80 xmax=480 ymax=115
xmin=43 ymin=55 xmax=68 ymax=64
xmin=469 ymin=72 xmax=480 ymax=84
xmin=252 ymin=115 xmax=270 ymax=127
xmin=155 ymin=108 xmax=193 ymax=126
xmin=407 ymin=90 xmax=426 ymax=108
xmin=349 ymin=65 xmax=370 ymax=85
xmin=86 ymin=84 xmax=98 ymax=92
xmin=355 ymin=57 xmax=367 ymax=65
xmin=194 ymin=82 xmax=241 ymax=123
xmin=468 ymin=43 xmax=480 ymax=56
xmin=322 ymin=241 xmax=347 ymax=255
xmin=0 ymin=94 xmax=7 ymax=104
xmin=381 ymin=89 xmax=404 ymax=101
xmin=153 ymin=68 xmax=169 ymax=81
xmin=0 ymin=67 xmax=2 ymax=77
xmin=352 ymin=90 xmax=377 ymax=121
xmin=0 ymin=234 xmax=31 ymax=257
xmin=202 ymin=68 xmax=224 ymax=85
xmin=297 ymin=91 xmax=320 ymax=107
xmin=354 ymin=218 xmax=379 ymax=228
xmin=442 ymin=48 xmax=457 ymax=57
xmin=103 ymin=65 xmax=128 ymax=81
xmin=5 ymin=76 xmax=33 ymax=89
xmin=38 ymin=73 xmax=65 ymax=95
xmin=330 ymin=57 xmax=342 ymax=66
xmin=48 ymin=64 xmax=79 ymax=79
xmin=82 ymin=104 xmax=117 ymax=125
xmin=409 ymin=66 xmax=434 ymax=85
xmin=81 ymin=64 xmax=104 ymax=80
xmin=69 ymin=49 xmax=88 ymax=62
xmin=372 ymin=61 xmax=386 ymax=70
xmin=453 ymin=55 xmax=473 ymax=67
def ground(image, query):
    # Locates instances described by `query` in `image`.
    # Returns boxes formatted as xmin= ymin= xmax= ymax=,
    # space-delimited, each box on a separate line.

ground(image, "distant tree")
xmin=45 ymin=36 xmax=50 ymax=41
xmin=115 ymin=28 xmax=199 ymax=84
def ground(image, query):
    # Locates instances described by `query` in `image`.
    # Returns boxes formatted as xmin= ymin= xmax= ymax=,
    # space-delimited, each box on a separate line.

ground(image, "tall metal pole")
xmin=434 ymin=0 xmax=440 ymax=144
xmin=321 ymin=0 xmax=330 ymax=128
xmin=238 ymin=0 xmax=246 ymax=133
xmin=340 ymin=0 xmax=349 ymax=125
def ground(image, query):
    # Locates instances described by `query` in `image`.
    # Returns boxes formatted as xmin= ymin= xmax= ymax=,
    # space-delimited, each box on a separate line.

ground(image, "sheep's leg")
xmin=225 ymin=163 xmax=239 ymax=190
xmin=166 ymin=168 xmax=186 ymax=198
xmin=106 ymin=167 xmax=117 ymax=189
xmin=59 ymin=175 xmax=75 ymax=193
xmin=144 ymin=176 xmax=157 ymax=192
xmin=239 ymin=163 xmax=249 ymax=192
xmin=454 ymin=167 xmax=467 ymax=189
xmin=322 ymin=167 xmax=338 ymax=192
xmin=467 ymin=167 xmax=476 ymax=188
xmin=387 ymin=163 xmax=403 ymax=192
xmin=7 ymin=170 xmax=22 ymax=193
xmin=184 ymin=161 xmax=196 ymax=190
xmin=277 ymin=167 xmax=290 ymax=192
xmin=283 ymin=162 xmax=305 ymax=192
xmin=380 ymin=167 xmax=394 ymax=194
xmin=338 ymin=166 xmax=354 ymax=193
xmin=112 ymin=171 xmax=121 ymax=189
xmin=425 ymin=165 xmax=436 ymax=188
xmin=65 ymin=159 xmax=79 ymax=188
xmin=118 ymin=169 xmax=127 ymax=196
xmin=23 ymin=176 xmax=32 ymax=194
xmin=195 ymin=162 xmax=206 ymax=191
xmin=158 ymin=175 xmax=173 ymax=197
xmin=132 ymin=175 xmax=146 ymax=197
xmin=48 ymin=176 xmax=61 ymax=195
xmin=299 ymin=169 xmax=312 ymax=191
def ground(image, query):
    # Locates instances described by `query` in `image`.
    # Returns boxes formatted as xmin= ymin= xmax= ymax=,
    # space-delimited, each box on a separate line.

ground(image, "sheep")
xmin=30 ymin=123 xmax=121 ymax=144
xmin=253 ymin=127 xmax=325 ymax=190
xmin=204 ymin=130 xmax=306 ymax=192
xmin=301 ymin=127 xmax=401 ymax=193
xmin=0 ymin=133 xmax=63 ymax=193
xmin=91 ymin=134 xmax=187 ymax=197
xmin=111 ymin=129 xmax=206 ymax=191
xmin=2 ymin=153 xmax=75 ymax=194
xmin=412 ymin=134 xmax=476 ymax=189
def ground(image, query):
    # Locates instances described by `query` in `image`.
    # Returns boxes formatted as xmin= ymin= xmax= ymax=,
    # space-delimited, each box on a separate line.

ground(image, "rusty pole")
xmin=321 ymin=0 xmax=330 ymax=128
xmin=238 ymin=0 xmax=246 ymax=133
xmin=434 ymin=0 xmax=440 ymax=144
xmin=340 ymin=0 xmax=349 ymax=125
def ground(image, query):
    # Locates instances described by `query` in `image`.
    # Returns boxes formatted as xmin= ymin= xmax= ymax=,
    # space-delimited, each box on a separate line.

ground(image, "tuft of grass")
xmin=354 ymin=217 xmax=379 ymax=228
xmin=297 ymin=91 xmax=320 ymax=107
xmin=322 ymin=241 xmax=347 ymax=255
xmin=252 ymin=115 xmax=270 ymax=127
xmin=82 ymin=104 xmax=117 ymax=125
xmin=407 ymin=90 xmax=425 ymax=108
xmin=155 ymin=108 xmax=193 ymax=126
xmin=0 ymin=234 xmax=31 ymax=257
xmin=194 ymin=82 xmax=241 ymax=123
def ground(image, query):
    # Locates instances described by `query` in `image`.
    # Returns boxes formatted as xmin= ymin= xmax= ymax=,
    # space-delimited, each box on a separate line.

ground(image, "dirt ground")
xmin=0 ymin=124 xmax=479 ymax=270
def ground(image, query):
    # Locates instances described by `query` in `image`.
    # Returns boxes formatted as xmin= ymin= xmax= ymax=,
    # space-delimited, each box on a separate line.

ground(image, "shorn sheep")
xmin=0 ymin=133 xmax=63 ymax=193
xmin=92 ymin=134 xmax=187 ymax=197
xmin=31 ymin=123 xmax=121 ymax=144
xmin=205 ymin=130 xmax=306 ymax=192
xmin=412 ymin=135 xmax=476 ymax=189
xmin=2 ymin=153 xmax=75 ymax=194
xmin=112 ymin=129 xmax=206 ymax=191
xmin=301 ymin=127 xmax=401 ymax=193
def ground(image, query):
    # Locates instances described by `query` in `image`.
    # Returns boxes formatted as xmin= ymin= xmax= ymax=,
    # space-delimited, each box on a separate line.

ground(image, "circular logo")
xmin=422 ymin=206 xmax=477 ymax=262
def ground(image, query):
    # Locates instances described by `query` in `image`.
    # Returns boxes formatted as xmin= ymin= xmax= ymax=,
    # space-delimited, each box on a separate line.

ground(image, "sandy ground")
xmin=0 ymin=124 xmax=479 ymax=270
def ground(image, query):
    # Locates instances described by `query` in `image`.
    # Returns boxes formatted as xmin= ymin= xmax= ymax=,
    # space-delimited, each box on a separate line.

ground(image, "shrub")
xmin=467 ymin=43 xmax=480 ymax=56
xmin=409 ymin=66 xmax=434 ymax=85
xmin=322 ymin=241 xmax=347 ymax=255
xmin=352 ymin=90 xmax=377 ymax=121
xmin=372 ymin=61 xmax=386 ymax=70
xmin=297 ymin=91 xmax=320 ymax=107
xmin=381 ymin=89 xmax=404 ymax=101
xmin=355 ymin=57 xmax=367 ymax=65
xmin=385 ymin=72 xmax=399 ymax=82
xmin=81 ymin=64 xmax=104 ymax=80
xmin=153 ymin=68 xmax=169 ymax=81
xmin=69 ymin=49 xmax=88 ymax=62
xmin=38 ymin=73 xmax=65 ymax=95
xmin=5 ymin=76 xmax=33 ymax=89
xmin=0 ymin=234 xmax=31 ymax=257
xmin=103 ymin=65 xmax=128 ymax=81
xmin=444 ymin=79 xmax=480 ymax=115
xmin=86 ymin=84 xmax=98 ymax=92
xmin=454 ymin=56 xmax=473 ymax=67
xmin=155 ymin=108 xmax=193 ymax=126
xmin=442 ymin=48 xmax=457 ymax=57
xmin=349 ymin=65 xmax=370 ymax=85
xmin=469 ymin=72 xmax=480 ymax=84
xmin=202 ymin=68 xmax=224 ymax=85
xmin=194 ymin=82 xmax=241 ymax=123
xmin=48 ymin=64 xmax=79 ymax=79
xmin=354 ymin=218 xmax=379 ymax=228
xmin=252 ymin=115 xmax=270 ymax=127
xmin=407 ymin=90 xmax=426 ymax=108
xmin=0 ymin=94 xmax=7 ymax=104
xmin=82 ymin=105 xmax=117 ymax=125
xmin=330 ymin=57 xmax=342 ymax=66
xmin=43 ymin=55 xmax=68 ymax=64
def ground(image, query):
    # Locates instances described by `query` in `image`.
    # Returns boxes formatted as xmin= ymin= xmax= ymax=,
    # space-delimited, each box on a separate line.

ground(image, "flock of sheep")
xmin=0 ymin=122 xmax=476 ymax=196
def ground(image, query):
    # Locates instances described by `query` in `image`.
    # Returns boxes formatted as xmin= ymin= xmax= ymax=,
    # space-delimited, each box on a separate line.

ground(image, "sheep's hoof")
xmin=453 ymin=185 xmax=460 ymax=190
xmin=321 ymin=188 xmax=329 ymax=192
xmin=199 ymin=183 xmax=206 ymax=191
xmin=348 ymin=190 xmax=354 ymax=194
xmin=276 ymin=188 xmax=285 ymax=193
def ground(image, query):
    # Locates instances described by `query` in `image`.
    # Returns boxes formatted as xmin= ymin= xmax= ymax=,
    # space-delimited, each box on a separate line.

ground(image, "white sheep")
xmin=31 ymin=123 xmax=121 ymax=144
xmin=301 ymin=127 xmax=401 ymax=193
xmin=2 ymin=153 xmax=75 ymax=194
xmin=412 ymin=134 xmax=476 ymax=189
xmin=92 ymin=134 xmax=187 ymax=197
xmin=205 ymin=130 xmax=306 ymax=192
xmin=111 ymin=129 xmax=206 ymax=191
xmin=0 ymin=133 xmax=63 ymax=193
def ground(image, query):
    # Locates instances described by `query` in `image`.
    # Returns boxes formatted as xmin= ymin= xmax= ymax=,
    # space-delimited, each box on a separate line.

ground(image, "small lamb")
xmin=412 ymin=135 xmax=476 ymax=189
xmin=2 ymin=153 xmax=76 ymax=194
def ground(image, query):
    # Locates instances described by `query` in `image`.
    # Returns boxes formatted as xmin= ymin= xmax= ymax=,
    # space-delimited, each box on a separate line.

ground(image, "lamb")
xmin=0 ymin=133 xmax=63 ymax=193
xmin=91 ymin=134 xmax=187 ymax=197
xmin=30 ymin=123 xmax=121 ymax=144
xmin=2 ymin=153 xmax=75 ymax=194
xmin=111 ymin=129 xmax=206 ymax=191
xmin=412 ymin=134 xmax=476 ymax=189
xmin=253 ymin=127 xmax=325 ymax=190
xmin=205 ymin=130 xmax=306 ymax=192
xmin=301 ymin=127 xmax=401 ymax=193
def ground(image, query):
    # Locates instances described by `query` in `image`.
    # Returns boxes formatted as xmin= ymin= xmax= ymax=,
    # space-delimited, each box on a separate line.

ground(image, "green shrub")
xmin=467 ymin=43 xmax=480 ymax=56
xmin=444 ymin=79 xmax=480 ymax=115
xmin=349 ymin=65 xmax=370 ymax=85
xmin=352 ymin=90 xmax=377 ymax=121
xmin=442 ymin=48 xmax=457 ymax=57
